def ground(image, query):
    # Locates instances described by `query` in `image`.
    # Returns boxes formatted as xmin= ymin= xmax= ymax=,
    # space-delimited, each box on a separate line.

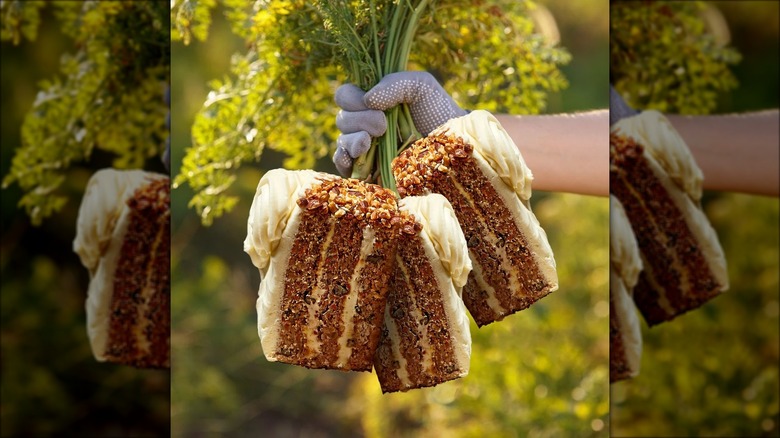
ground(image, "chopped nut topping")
xmin=391 ymin=133 xmax=473 ymax=197
xmin=296 ymin=176 xmax=418 ymax=233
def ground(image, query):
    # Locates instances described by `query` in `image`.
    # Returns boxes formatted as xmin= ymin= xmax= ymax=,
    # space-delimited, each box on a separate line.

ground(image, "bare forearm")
xmin=667 ymin=111 xmax=779 ymax=196
xmin=496 ymin=110 xmax=609 ymax=196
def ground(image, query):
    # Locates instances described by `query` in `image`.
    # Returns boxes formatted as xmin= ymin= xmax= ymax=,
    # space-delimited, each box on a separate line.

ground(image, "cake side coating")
xmin=244 ymin=169 xmax=324 ymax=359
xmin=610 ymin=196 xmax=642 ymax=288
xmin=609 ymin=196 xmax=642 ymax=382
xmin=73 ymin=169 xmax=168 ymax=363
xmin=610 ymin=267 xmax=641 ymax=382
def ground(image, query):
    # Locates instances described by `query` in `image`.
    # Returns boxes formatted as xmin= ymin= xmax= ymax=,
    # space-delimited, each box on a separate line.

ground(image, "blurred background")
xmin=610 ymin=2 xmax=780 ymax=437
xmin=1 ymin=4 xmax=169 ymax=437
xmin=170 ymin=0 xmax=610 ymax=436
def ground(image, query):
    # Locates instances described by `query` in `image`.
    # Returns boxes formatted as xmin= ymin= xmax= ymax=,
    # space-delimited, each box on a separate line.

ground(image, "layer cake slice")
xmin=610 ymin=110 xmax=728 ymax=326
xmin=374 ymin=194 xmax=472 ymax=392
xmin=73 ymin=169 xmax=170 ymax=368
xmin=392 ymin=110 xmax=558 ymax=327
xmin=244 ymin=169 xmax=411 ymax=371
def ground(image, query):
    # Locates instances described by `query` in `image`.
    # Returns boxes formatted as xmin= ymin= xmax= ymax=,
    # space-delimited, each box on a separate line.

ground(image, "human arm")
xmin=667 ymin=111 xmax=779 ymax=196
xmin=495 ymin=111 xmax=609 ymax=196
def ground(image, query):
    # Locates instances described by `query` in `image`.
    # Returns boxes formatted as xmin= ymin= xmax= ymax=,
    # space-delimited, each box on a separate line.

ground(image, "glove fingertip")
xmin=333 ymin=147 xmax=353 ymax=177
xmin=336 ymin=84 xmax=368 ymax=111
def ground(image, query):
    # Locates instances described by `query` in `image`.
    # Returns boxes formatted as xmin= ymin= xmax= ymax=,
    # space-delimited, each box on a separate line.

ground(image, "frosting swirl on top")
xmin=612 ymin=110 xmax=703 ymax=201
xmin=435 ymin=110 xmax=533 ymax=201
xmin=244 ymin=169 xmax=323 ymax=273
xmin=399 ymin=194 xmax=472 ymax=288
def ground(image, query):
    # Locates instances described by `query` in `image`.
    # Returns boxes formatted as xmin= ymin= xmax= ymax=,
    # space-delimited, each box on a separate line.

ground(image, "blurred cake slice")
xmin=609 ymin=196 xmax=642 ymax=383
xmin=374 ymin=194 xmax=472 ymax=392
xmin=245 ymin=169 xmax=410 ymax=371
xmin=610 ymin=110 xmax=728 ymax=326
xmin=73 ymin=169 xmax=170 ymax=368
xmin=392 ymin=110 xmax=557 ymax=327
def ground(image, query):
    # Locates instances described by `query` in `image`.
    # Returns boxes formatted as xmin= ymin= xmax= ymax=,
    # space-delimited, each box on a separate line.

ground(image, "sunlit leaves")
xmin=171 ymin=0 xmax=217 ymax=45
xmin=0 ymin=0 xmax=45 ymax=45
xmin=2 ymin=1 xmax=170 ymax=225
xmin=414 ymin=1 xmax=571 ymax=115
xmin=173 ymin=0 xmax=570 ymax=225
xmin=611 ymin=1 xmax=740 ymax=114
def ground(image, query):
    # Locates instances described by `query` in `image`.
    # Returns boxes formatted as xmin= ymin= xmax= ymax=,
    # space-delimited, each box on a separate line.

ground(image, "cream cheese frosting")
xmin=399 ymin=195 xmax=472 ymax=288
xmin=610 ymin=196 xmax=642 ymax=289
xmin=243 ymin=169 xmax=324 ymax=274
xmin=435 ymin=110 xmax=534 ymax=202
xmin=609 ymin=196 xmax=642 ymax=378
xmin=610 ymin=265 xmax=642 ymax=378
xmin=399 ymin=194 xmax=472 ymax=374
xmin=244 ymin=169 xmax=325 ymax=360
xmin=612 ymin=110 xmax=703 ymax=201
xmin=73 ymin=168 xmax=167 ymax=361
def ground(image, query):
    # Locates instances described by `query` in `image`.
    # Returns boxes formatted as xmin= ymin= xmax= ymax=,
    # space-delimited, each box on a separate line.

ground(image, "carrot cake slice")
xmin=374 ymin=194 xmax=472 ymax=392
xmin=73 ymin=169 xmax=170 ymax=368
xmin=392 ymin=110 xmax=558 ymax=327
xmin=610 ymin=110 xmax=728 ymax=326
xmin=245 ymin=169 xmax=409 ymax=371
xmin=610 ymin=196 xmax=643 ymax=383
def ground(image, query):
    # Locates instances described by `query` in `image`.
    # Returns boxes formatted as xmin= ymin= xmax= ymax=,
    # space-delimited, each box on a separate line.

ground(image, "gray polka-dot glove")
xmin=610 ymin=85 xmax=639 ymax=126
xmin=333 ymin=71 xmax=466 ymax=177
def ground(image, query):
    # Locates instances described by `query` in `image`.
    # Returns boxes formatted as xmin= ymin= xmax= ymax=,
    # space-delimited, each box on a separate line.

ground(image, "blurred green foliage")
xmin=611 ymin=1 xmax=740 ymax=114
xmin=1 ymin=0 xmax=169 ymax=225
xmin=171 ymin=0 xmax=570 ymax=225
xmin=1 ymin=252 xmax=170 ymax=437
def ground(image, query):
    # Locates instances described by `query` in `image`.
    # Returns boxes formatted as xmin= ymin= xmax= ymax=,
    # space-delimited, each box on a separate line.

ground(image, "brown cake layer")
xmin=374 ymin=234 xmax=462 ymax=392
xmin=273 ymin=178 xmax=413 ymax=371
xmin=609 ymin=299 xmax=631 ymax=383
xmin=610 ymin=134 xmax=722 ymax=326
xmin=106 ymin=178 xmax=170 ymax=369
xmin=393 ymin=134 xmax=555 ymax=326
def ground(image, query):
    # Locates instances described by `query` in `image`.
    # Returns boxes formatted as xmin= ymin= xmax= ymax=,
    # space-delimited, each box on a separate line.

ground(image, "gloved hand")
xmin=333 ymin=71 xmax=467 ymax=177
xmin=610 ymin=84 xmax=640 ymax=126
